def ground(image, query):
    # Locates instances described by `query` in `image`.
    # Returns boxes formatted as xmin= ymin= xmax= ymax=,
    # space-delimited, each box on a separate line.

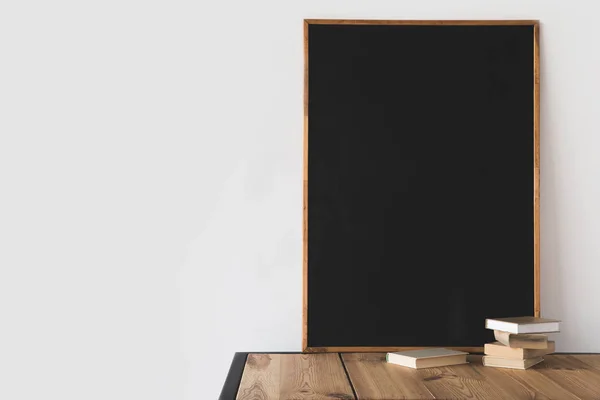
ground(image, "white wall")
xmin=1 ymin=0 xmax=599 ymax=399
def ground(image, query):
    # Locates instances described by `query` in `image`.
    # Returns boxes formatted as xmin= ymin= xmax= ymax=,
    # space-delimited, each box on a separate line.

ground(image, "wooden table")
xmin=219 ymin=352 xmax=600 ymax=399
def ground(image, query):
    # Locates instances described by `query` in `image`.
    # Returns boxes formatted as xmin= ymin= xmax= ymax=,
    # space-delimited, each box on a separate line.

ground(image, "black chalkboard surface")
xmin=303 ymin=20 xmax=540 ymax=352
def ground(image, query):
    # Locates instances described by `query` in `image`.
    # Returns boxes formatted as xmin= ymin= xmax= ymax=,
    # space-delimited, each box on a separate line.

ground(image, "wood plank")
xmin=234 ymin=353 xmax=600 ymax=400
xmin=571 ymin=355 xmax=600 ymax=370
xmin=494 ymin=359 xmax=581 ymax=400
xmin=342 ymin=353 xmax=433 ymax=400
xmin=415 ymin=357 xmax=508 ymax=399
xmin=497 ymin=370 xmax=581 ymax=400
xmin=465 ymin=355 xmax=540 ymax=399
xmin=236 ymin=354 xmax=281 ymax=400
xmin=532 ymin=355 xmax=600 ymax=399
xmin=236 ymin=354 xmax=355 ymax=400
xmin=280 ymin=354 xmax=355 ymax=399
xmin=343 ymin=353 xmax=541 ymax=399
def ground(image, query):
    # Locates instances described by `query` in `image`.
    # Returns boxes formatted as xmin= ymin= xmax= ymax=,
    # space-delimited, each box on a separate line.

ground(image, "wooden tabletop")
xmin=222 ymin=352 xmax=600 ymax=400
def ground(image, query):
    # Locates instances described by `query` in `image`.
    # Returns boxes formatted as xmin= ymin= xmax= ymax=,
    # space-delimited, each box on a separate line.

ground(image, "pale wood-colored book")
xmin=386 ymin=348 xmax=468 ymax=369
xmin=485 ymin=341 xmax=555 ymax=359
xmin=482 ymin=356 xmax=544 ymax=370
xmin=485 ymin=317 xmax=560 ymax=334
xmin=494 ymin=330 xmax=549 ymax=349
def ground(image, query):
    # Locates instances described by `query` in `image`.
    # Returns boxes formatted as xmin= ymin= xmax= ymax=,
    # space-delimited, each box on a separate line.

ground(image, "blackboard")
xmin=303 ymin=20 xmax=540 ymax=352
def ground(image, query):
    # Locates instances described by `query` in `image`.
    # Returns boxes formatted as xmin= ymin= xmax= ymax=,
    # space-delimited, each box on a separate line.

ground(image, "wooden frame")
xmin=302 ymin=19 xmax=541 ymax=353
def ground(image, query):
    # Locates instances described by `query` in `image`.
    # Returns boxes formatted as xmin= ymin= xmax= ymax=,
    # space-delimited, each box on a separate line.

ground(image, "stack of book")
xmin=483 ymin=317 xmax=561 ymax=369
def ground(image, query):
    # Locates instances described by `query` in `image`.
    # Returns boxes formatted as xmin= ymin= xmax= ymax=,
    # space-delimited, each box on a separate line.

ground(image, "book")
xmin=485 ymin=317 xmax=560 ymax=334
xmin=494 ymin=330 xmax=549 ymax=349
xmin=386 ymin=348 xmax=468 ymax=369
xmin=485 ymin=341 xmax=555 ymax=359
xmin=482 ymin=356 xmax=544 ymax=370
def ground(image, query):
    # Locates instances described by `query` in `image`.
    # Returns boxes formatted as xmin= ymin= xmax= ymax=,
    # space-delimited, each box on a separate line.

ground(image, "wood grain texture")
xmin=280 ymin=354 xmax=355 ymax=399
xmin=533 ymin=355 xmax=600 ymax=399
xmin=498 ymin=368 xmax=581 ymax=400
xmin=236 ymin=354 xmax=281 ymax=400
xmin=233 ymin=354 xmax=600 ymax=400
xmin=343 ymin=353 xmax=600 ymax=400
xmin=302 ymin=19 xmax=309 ymax=352
xmin=465 ymin=356 xmax=540 ymax=400
xmin=572 ymin=354 xmax=600 ymax=370
xmin=414 ymin=357 xmax=507 ymax=399
xmin=304 ymin=19 xmax=539 ymax=25
xmin=342 ymin=353 xmax=434 ymax=399
xmin=533 ymin=21 xmax=541 ymax=318
xmin=236 ymin=354 xmax=354 ymax=400
xmin=306 ymin=346 xmax=484 ymax=354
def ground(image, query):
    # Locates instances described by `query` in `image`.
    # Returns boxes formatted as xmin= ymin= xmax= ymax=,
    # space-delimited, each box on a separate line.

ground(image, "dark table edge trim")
xmin=219 ymin=352 xmax=248 ymax=400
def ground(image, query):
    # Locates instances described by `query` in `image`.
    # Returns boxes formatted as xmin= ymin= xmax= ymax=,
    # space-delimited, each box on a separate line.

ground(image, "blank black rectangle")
xmin=305 ymin=23 xmax=536 ymax=349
